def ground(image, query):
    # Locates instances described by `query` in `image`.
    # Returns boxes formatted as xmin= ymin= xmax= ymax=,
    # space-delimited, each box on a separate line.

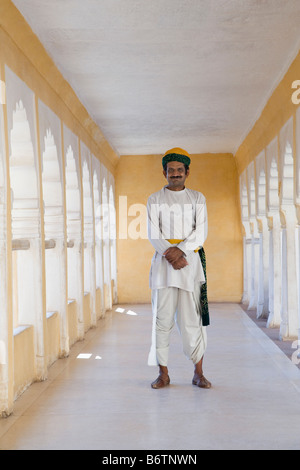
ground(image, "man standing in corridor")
xmin=147 ymin=147 xmax=211 ymax=389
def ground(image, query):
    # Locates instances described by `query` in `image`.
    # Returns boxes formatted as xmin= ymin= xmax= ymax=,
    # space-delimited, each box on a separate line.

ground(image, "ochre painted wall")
xmin=115 ymin=153 xmax=243 ymax=304
xmin=235 ymin=50 xmax=300 ymax=175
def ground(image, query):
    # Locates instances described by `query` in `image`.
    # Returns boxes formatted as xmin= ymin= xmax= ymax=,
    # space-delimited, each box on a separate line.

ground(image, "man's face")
xmin=163 ymin=161 xmax=189 ymax=190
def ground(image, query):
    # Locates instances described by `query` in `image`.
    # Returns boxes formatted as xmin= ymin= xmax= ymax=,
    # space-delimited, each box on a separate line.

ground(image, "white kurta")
xmin=147 ymin=186 xmax=208 ymax=291
xmin=147 ymin=186 xmax=208 ymax=366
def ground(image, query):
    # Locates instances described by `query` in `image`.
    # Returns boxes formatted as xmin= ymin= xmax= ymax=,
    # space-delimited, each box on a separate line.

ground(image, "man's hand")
xmin=163 ymin=247 xmax=188 ymax=270
xmin=170 ymin=256 xmax=188 ymax=270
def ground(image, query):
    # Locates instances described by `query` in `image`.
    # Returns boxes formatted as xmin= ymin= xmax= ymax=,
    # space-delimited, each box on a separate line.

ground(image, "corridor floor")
xmin=1 ymin=303 xmax=300 ymax=450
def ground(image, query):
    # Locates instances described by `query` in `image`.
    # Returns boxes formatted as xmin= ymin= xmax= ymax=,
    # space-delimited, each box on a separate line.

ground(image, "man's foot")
xmin=151 ymin=365 xmax=170 ymax=389
xmin=192 ymin=374 xmax=211 ymax=389
xmin=193 ymin=357 xmax=211 ymax=389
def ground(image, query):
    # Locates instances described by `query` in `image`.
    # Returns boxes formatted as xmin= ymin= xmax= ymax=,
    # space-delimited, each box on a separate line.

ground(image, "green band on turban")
xmin=162 ymin=153 xmax=191 ymax=168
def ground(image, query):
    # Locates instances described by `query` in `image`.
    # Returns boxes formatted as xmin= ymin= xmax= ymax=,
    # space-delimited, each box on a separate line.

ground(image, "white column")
xmin=0 ymin=188 xmax=13 ymax=416
xmin=279 ymin=208 xmax=298 ymax=339
xmin=267 ymin=214 xmax=282 ymax=328
xmin=241 ymin=222 xmax=251 ymax=307
xmin=248 ymin=221 xmax=259 ymax=311
xmin=279 ymin=118 xmax=298 ymax=339
xmin=256 ymin=218 xmax=269 ymax=318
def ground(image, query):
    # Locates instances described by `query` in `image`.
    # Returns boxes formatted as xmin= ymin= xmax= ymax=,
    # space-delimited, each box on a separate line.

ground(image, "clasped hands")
xmin=163 ymin=246 xmax=188 ymax=270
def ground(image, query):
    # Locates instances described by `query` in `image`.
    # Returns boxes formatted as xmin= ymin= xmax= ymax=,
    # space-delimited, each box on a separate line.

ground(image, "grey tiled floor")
xmin=1 ymin=303 xmax=300 ymax=450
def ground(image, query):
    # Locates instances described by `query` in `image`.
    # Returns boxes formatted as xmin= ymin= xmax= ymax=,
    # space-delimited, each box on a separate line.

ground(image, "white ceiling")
xmin=12 ymin=0 xmax=300 ymax=156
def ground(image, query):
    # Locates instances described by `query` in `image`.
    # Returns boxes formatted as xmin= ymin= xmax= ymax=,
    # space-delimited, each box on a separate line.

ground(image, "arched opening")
xmin=249 ymin=177 xmax=256 ymax=218
xmin=257 ymin=169 xmax=266 ymax=215
xmin=93 ymin=169 xmax=104 ymax=317
xmin=82 ymin=157 xmax=96 ymax=328
xmin=102 ymin=177 xmax=112 ymax=310
xmin=65 ymin=144 xmax=83 ymax=340
xmin=41 ymin=128 xmax=66 ymax=360
xmin=109 ymin=183 xmax=117 ymax=304
xmin=282 ymin=142 xmax=294 ymax=204
xmin=241 ymin=184 xmax=248 ymax=221
xmin=42 ymin=129 xmax=63 ymax=308
xmin=9 ymin=99 xmax=46 ymax=382
xmin=83 ymin=160 xmax=93 ymax=294
xmin=269 ymin=159 xmax=279 ymax=211
xmin=256 ymin=167 xmax=269 ymax=318
xmin=240 ymin=181 xmax=251 ymax=306
xmin=10 ymin=101 xmax=40 ymax=328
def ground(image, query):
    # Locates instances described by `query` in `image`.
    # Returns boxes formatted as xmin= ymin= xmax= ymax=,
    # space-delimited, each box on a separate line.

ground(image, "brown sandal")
xmin=192 ymin=374 xmax=212 ymax=389
xmin=151 ymin=374 xmax=170 ymax=389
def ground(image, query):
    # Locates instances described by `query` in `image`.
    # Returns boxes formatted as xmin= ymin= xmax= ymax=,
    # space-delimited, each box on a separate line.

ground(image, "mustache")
xmin=170 ymin=176 xmax=183 ymax=179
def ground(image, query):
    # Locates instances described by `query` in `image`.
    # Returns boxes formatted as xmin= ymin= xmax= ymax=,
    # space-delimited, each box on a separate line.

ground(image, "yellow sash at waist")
xmin=167 ymin=239 xmax=200 ymax=253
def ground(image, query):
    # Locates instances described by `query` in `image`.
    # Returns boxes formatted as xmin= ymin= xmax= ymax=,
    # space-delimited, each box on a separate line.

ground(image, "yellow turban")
xmin=162 ymin=147 xmax=191 ymax=167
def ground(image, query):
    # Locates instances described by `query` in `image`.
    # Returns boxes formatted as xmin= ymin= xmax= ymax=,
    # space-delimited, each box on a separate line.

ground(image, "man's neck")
xmin=166 ymin=185 xmax=186 ymax=191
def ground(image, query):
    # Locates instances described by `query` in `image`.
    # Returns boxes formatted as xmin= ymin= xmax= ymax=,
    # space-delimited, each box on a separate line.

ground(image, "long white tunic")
xmin=147 ymin=186 xmax=208 ymax=292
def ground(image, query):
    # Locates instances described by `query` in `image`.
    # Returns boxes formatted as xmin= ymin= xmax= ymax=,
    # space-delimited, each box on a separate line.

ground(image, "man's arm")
xmin=147 ymin=197 xmax=172 ymax=255
xmin=147 ymin=196 xmax=188 ymax=269
xmin=176 ymin=196 xmax=208 ymax=255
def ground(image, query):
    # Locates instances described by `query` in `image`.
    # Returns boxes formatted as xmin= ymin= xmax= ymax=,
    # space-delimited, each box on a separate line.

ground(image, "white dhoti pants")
xmin=148 ymin=283 xmax=207 ymax=367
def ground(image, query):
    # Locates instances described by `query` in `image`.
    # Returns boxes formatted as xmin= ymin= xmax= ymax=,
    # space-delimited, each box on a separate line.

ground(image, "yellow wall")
xmin=115 ymin=153 xmax=243 ymax=303
xmin=235 ymin=50 xmax=300 ymax=175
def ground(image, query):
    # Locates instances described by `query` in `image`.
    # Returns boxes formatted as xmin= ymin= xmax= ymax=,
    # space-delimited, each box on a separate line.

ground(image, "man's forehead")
xmin=166 ymin=161 xmax=185 ymax=169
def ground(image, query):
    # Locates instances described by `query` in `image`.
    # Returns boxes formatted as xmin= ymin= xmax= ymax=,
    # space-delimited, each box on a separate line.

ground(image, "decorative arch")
xmin=249 ymin=177 xmax=256 ymax=219
xmin=281 ymin=141 xmax=294 ymax=205
xmin=241 ymin=184 xmax=249 ymax=221
xmin=82 ymin=159 xmax=93 ymax=245
xmin=257 ymin=169 xmax=266 ymax=216
xmin=92 ymin=162 xmax=105 ymax=317
xmin=64 ymin=139 xmax=84 ymax=340
xmin=42 ymin=128 xmax=63 ymax=239
xmin=10 ymin=100 xmax=39 ymax=240
xmin=41 ymin=127 xmax=65 ymax=354
xmin=268 ymin=158 xmax=279 ymax=212
xmin=65 ymin=144 xmax=81 ymax=241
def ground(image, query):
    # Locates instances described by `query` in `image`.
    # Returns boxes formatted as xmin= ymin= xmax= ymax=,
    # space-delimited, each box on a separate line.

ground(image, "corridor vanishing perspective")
xmin=1 ymin=0 xmax=300 ymax=451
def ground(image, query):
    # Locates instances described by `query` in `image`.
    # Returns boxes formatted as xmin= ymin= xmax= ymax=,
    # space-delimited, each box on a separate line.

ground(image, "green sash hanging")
xmin=199 ymin=248 xmax=210 ymax=326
